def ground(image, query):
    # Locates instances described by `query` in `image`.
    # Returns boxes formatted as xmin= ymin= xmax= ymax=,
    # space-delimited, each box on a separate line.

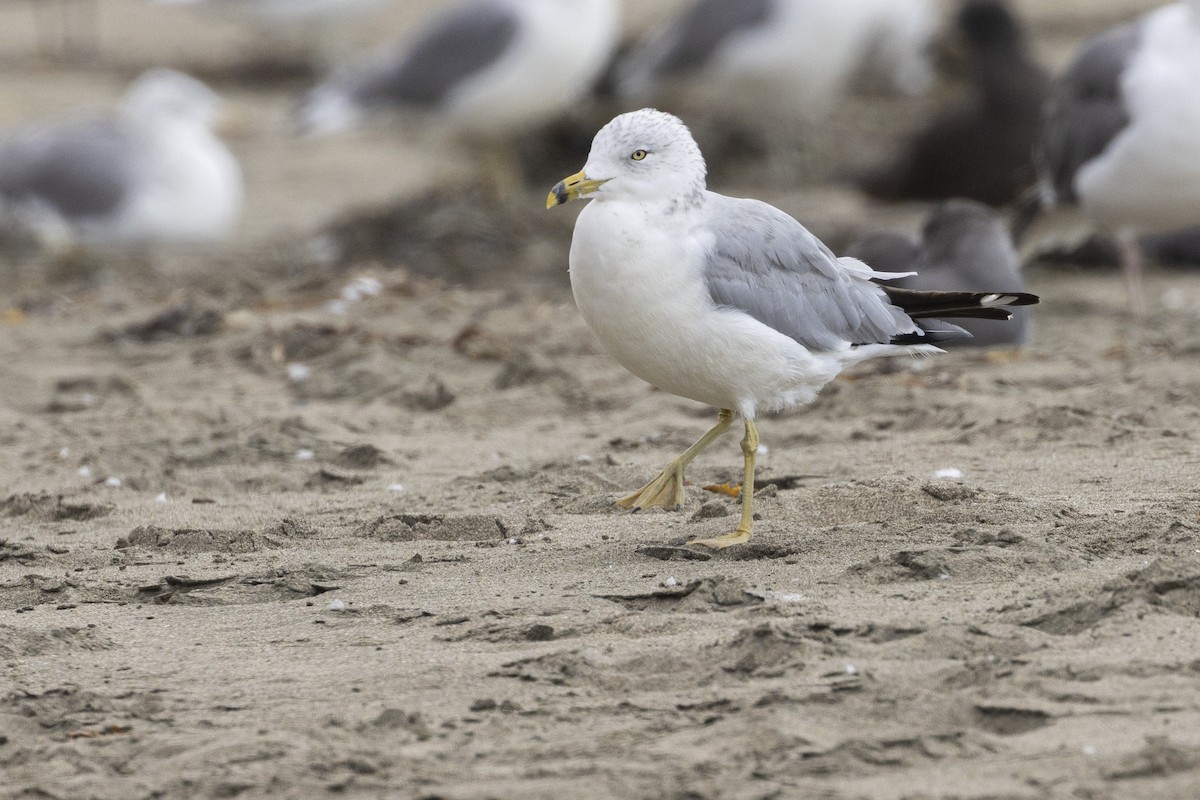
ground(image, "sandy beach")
xmin=3 ymin=1 xmax=1200 ymax=798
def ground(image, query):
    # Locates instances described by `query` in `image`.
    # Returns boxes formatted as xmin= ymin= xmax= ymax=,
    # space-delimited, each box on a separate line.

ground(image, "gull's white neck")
xmin=593 ymin=188 xmax=709 ymax=221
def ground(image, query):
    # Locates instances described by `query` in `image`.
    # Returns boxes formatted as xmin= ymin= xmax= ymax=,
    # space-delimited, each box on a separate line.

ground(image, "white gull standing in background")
xmin=1024 ymin=0 xmax=1200 ymax=314
xmin=548 ymin=109 xmax=1037 ymax=549
xmin=297 ymin=0 xmax=619 ymax=139
xmin=0 ymin=69 xmax=242 ymax=247
xmin=614 ymin=0 xmax=936 ymax=122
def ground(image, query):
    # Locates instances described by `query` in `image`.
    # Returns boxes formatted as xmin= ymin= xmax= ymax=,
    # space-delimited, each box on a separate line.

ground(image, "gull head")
xmin=120 ymin=69 xmax=225 ymax=131
xmin=958 ymin=0 xmax=1023 ymax=52
xmin=547 ymin=108 xmax=706 ymax=209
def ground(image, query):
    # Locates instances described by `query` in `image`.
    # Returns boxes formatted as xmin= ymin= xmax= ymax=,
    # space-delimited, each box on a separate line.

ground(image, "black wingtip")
xmin=880 ymin=286 xmax=1039 ymax=321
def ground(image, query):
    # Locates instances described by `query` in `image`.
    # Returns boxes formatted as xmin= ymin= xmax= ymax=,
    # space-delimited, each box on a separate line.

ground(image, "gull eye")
xmin=630 ymin=149 xmax=648 ymax=161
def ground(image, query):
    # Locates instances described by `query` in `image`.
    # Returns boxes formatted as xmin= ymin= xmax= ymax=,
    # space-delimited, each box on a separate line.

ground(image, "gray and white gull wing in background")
xmin=1020 ymin=1 xmax=1200 ymax=314
xmin=613 ymin=0 xmax=934 ymax=124
xmin=297 ymin=0 xmax=619 ymax=138
xmin=1037 ymin=21 xmax=1142 ymax=207
xmin=325 ymin=3 xmax=518 ymax=111
xmin=615 ymin=0 xmax=773 ymax=97
xmin=0 ymin=119 xmax=137 ymax=223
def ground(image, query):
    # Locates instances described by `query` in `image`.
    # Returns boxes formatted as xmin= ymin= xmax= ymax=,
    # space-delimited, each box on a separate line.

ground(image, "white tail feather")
xmin=980 ymin=293 xmax=1020 ymax=306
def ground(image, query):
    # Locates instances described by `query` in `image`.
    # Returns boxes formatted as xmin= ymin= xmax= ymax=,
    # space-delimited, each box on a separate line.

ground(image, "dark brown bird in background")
xmin=858 ymin=0 xmax=1048 ymax=208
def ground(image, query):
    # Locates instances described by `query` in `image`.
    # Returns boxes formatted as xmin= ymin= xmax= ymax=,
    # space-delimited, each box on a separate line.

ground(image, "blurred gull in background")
xmin=0 ymin=69 xmax=242 ymax=247
xmin=614 ymin=0 xmax=936 ymax=123
xmin=296 ymin=0 xmax=619 ymax=190
xmin=1022 ymin=0 xmax=1200 ymax=314
xmin=858 ymin=0 xmax=1048 ymax=207
xmin=848 ymin=199 xmax=1032 ymax=348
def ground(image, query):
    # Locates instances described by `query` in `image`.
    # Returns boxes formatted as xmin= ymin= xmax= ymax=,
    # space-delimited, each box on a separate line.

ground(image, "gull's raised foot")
xmin=615 ymin=462 xmax=686 ymax=512
xmin=687 ymin=526 xmax=752 ymax=550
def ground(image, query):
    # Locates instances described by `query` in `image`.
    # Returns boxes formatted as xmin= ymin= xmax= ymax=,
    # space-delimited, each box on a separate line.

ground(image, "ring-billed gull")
xmin=614 ymin=0 xmax=935 ymax=122
xmin=859 ymin=0 xmax=1048 ymax=207
xmin=0 ymin=69 xmax=242 ymax=247
xmin=547 ymin=109 xmax=1038 ymax=549
xmin=297 ymin=0 xmax=619 ymax=138
xmin=848 ymin=200 xmax=1032 ymax=348
xmin=1025 ymin=0 xmax=1200 ymax=314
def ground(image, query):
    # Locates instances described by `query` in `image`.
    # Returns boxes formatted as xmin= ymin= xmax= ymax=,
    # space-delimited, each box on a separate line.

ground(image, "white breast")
xmin=91 ymin=120 xmax=242 ymax=245
xmin=568 ymin=199 xmax=839 ymax=418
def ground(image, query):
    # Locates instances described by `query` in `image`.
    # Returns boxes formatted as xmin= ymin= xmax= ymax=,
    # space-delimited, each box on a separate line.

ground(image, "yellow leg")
xmin=689 ymin=418 xmax=758 ymax=549
xmin=616 ymin=409 xmax=734 ymax=511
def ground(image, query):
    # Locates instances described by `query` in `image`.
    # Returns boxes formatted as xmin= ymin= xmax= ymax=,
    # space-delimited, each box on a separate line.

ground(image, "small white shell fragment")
xmin=845 ymin=664 xmax=858 ymax=675
xmin=743 ymin=588 xmax=805 ymax=603
xmin=386 ymin=483 xmax=405 ymax=493
xmin=664 ymin=576 xmax=679 ymax=587
xmin=342 ymin=276 xmax=382 ymax=301
xmin=286 ymin=363 xmax=311 ymax=382
xmin=78 ymin=465 xmax=92 ymax=478
xmin=154 ymin=492 xmax=167 ymax=504
xmin=507 ymin=537 xmax=519 ymax=545
xmin=305 ymin=234 xmax=340 ymax=267
xmin=104 ymin=476 xmax=122 ymax=488
xmin=756 ymin=443 xmax=769 ymax=457
xmin=1161 ymin=288 xmax=1186 ymax=310
xmin=575 ymin=454 xmax=593 ymax=464
xmin=296 ymin=448 xmax=315 ymax=461
xmin=328 ymin=598 xmax=346 ymax=611
xmin=58 ymin=447 xmax=70 ymax=458
xmin=932 ymin=467 xmax=963 ymax=480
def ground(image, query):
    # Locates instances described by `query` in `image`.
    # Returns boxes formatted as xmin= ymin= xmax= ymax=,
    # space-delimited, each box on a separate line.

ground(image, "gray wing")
xmin=0 ymin=118 xmax=137 ymax=220
xmin=618 ymin=0 xmax=773 ymax=90
xmin=1039 ymin=20 xmax=1142 ymax=205
xmin=702 ymin=196 xmax=916 ymax=352
xmin=350 ymin=1 xmax=519 ymax=108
